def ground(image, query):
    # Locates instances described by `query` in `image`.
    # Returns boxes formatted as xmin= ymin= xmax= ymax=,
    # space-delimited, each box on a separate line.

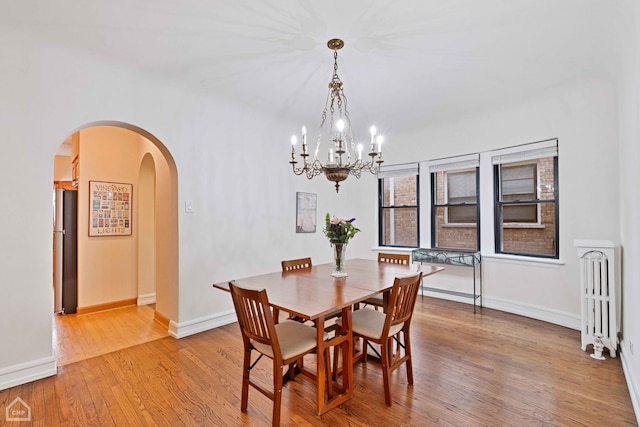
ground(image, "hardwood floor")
xmin=53 ymin=304 xmax=169 ymax=366
xmin=2 ymin=298 xmax=636 ymax=426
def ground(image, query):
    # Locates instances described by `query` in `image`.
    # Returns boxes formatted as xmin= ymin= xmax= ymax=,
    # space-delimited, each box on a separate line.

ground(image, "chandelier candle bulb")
xmin=357 ymin=144 xmax=363 ymax=160
xmin=291 ymin=135 xmax=297 ymax=153
xmin=301 ymin=126 xmax=307 ymax=153
xmin=370 ymin=126 xmax=376 ymax=151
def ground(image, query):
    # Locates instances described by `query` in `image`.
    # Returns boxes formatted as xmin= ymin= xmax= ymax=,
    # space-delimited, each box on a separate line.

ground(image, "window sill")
xmin=502 ymin=223 xmax=545 ymax=229
xmin=372 ymin=246 xmax=416 ymax=254
xmin=482 ymin=253 xmax=564 ymax=267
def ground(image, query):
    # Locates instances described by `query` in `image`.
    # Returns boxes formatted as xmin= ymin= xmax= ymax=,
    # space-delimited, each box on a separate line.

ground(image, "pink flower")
xmin=330 ymin=216 xmax=344 ymax=225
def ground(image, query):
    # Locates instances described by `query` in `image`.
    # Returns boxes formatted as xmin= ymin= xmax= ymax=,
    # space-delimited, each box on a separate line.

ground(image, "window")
xmin=378 ymin=164 xmax=419 ymax=247
xmin=500 ymin=162 xmax=538 ymax=223
xmin=493 ymin=141 xmax=558 ymax=258
xmin=446 ymin=170 xmax=478 ymax=224
xmin=429 ymin=155 xmax=480 ymax=250
xmin=381 ymin=139 xmax=558 ymax=260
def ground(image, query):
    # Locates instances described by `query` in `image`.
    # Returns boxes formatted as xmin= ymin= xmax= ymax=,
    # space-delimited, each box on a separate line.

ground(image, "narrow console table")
xmin=412 ymin=248 xmax=482 ymax=313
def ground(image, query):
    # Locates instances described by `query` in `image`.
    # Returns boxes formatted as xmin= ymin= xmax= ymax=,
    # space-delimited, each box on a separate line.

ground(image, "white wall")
xmin=618 ymin=0 xmax=640 ymax=418
xmin=0 ymin=25 xmax=376 ymax=387
xmin=78 ymin=126 xmax=139 ymax=308
xmin=137 ymin=152 xmax=156 ymax=301
xmin=1 ymin=14 xmax=638 ymax=426
xmin=386 ymin=78 xmax=619 ymax=327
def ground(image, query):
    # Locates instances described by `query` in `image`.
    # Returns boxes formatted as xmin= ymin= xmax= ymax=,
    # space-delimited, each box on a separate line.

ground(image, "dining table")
xmin=212 ymin=258 xmax=444 ymax=415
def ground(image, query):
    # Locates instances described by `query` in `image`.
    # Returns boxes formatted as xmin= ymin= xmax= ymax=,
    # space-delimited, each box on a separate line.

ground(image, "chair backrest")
xmin=229 ymin=282 xmax=281 ymax=359
xmin=378 ymin=253 xmax=410 ymax=265
xmin=281 ymin=257 xmax=312 ymax=272
xmin=383 ymin=272 xmax=423 ymax=336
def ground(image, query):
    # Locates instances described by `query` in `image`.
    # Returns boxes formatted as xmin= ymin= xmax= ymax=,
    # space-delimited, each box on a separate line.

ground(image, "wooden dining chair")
xmin=361 ymin=253 xmax=411 ymax=310
xmin=229 ymin=281 xmax=322 ymax=426
xmin=281 ymin=257 xmax=312 ymax=272
xmin=280 ymin=257 xmax=341 ymax=332
xmin=336 ymin=271 xmax=423 ymax=406
xmin=277 ymin=257 xmax=313 ymax=322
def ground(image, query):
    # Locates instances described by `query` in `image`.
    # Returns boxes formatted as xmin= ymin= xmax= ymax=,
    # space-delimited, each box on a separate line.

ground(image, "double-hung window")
xmin=378 ymin=163 xmax=419 ymax=247
xmin=429 ymin=155 xmax=480 ymax=250
xmin=492 ymin=140 xmax=559 ymax=258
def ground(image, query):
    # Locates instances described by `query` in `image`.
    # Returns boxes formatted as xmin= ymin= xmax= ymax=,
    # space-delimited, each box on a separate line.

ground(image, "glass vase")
xmin=331 ymin=242 xmax=348 ymax=277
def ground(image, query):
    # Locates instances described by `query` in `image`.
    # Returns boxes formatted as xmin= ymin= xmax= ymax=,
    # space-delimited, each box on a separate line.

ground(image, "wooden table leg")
xmin=314 ymin=308 xmax=354 ymax=415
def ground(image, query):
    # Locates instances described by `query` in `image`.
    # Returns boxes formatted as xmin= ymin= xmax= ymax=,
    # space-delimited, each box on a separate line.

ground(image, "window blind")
xmin=428 ymin=153 xmax=480 ymax=173
xmin=491 ymin=139 xmax=558 ymax=165
xmin=377 ymin=162 xmax=419 ymax=179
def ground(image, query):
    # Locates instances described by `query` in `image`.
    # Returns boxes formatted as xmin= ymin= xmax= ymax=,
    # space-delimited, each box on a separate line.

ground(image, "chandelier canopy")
xmin=289 ymin=38 xmax=383 ymax=193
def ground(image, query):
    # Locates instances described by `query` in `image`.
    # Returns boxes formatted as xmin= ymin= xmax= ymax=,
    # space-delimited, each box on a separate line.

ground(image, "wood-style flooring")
xmin=53 ymin=304 xmax=169 ymax=366
xmin=1 ymin=298 xmax=636 ymax=426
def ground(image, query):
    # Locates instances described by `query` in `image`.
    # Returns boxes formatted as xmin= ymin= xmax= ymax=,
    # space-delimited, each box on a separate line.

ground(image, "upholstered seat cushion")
xmin=252 ymin=320 xmax=325 ymax=360
xmin=337 ymin=308 xmax=403 ymax=340
xmin=363 ymin=294 xmax=383 ymax=306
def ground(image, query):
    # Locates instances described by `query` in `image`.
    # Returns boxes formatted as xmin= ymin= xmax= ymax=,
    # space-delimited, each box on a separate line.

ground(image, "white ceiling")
xmin=3 ymin=0 xmax=625 ymax=143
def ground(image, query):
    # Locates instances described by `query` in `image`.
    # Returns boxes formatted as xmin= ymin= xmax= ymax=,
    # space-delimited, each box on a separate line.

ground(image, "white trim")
xmin=482 ymin=253 xmax=565 ymax=267
xmin=0 ymin=356 xmax=57 ymax=391
xmin=621 ymin=348 xmax=640 ymax=425
xmin=371 ymin=247 xmax=414 ymax=255
xmin=483 ymin=295 xmax=580 ymax=329
xmin=419 ymin=292 xmax=579 ymax=329
xmin=419 ymin=161 xmax=431 ymax=247
xmin=168 ymin=310 xmax=237 ymax=339
xmin=137 ymin=293 xmax=156 ymax=306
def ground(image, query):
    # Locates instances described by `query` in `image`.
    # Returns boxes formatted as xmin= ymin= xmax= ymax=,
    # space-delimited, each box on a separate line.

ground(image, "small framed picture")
xmin=296 ymin=192 xmax=317 ymax=233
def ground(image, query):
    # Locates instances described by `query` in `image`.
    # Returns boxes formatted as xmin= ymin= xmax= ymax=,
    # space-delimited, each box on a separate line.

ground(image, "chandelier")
xmin=289 ymin=38 xmax=384 ymax=193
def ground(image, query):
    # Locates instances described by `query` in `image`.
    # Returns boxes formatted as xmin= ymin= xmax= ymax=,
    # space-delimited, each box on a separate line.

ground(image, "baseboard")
xmin=76 ymin=298 xmax=137 ymax=315
xmin=137 ymin=293 xmax=156 ymax=306
xmin=621 ymin=349 xmax=640 ymax=425
xmin=421 ymin=291 xmax=580 ymax=330
xmin=0 ymin=356 xmax=57 ymax=391
xmin=153 ymin=311 xmax=170 ymax=328
xmin=168 ymin=310 xmax=237 ymax=339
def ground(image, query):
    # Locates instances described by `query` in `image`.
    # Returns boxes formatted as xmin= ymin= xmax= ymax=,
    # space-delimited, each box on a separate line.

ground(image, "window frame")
xmin=378 ymin=173 xmax=420 ymax=248
xmin=431 ymin=167 xmax=480 ymax=250
xmin=493 ymin=155 xmax=559 ymax=259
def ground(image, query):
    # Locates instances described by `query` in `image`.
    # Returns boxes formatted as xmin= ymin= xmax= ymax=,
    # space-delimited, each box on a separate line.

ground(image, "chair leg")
xmin=380 ymin=338 xmax=392 ymax=406
xmin=404 ymin=330 xmax=414 ymax=385
xmin=241 ymin=348 xmax=251 ymax=412
xmin=273 ymin=359 xmax=283 ymax=427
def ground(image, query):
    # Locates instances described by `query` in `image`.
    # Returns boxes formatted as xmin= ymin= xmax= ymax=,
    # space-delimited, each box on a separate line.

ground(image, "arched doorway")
xmin=52 ymin=122 xmax=179 ymax=364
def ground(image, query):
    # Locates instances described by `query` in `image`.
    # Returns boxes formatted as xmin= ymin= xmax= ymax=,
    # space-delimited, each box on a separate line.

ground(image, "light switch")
xmin=185 ymin=200 xmax=194 ymax=213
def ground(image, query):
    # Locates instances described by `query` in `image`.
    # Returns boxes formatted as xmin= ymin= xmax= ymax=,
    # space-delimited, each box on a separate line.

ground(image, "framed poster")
xmin=89 ymin=181 xmax=132 ymax=236
xmin=296 ymin=192 xmax=317 ymax=233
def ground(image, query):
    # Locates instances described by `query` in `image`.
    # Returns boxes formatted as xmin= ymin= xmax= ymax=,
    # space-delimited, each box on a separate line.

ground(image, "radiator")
xmin=575 ymin=240 xmax=619 ymax=358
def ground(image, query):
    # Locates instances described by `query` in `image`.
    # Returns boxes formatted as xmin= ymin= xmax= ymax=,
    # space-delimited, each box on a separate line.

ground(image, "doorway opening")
xmin=51 ymin=122 xmax=178 ymax=365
